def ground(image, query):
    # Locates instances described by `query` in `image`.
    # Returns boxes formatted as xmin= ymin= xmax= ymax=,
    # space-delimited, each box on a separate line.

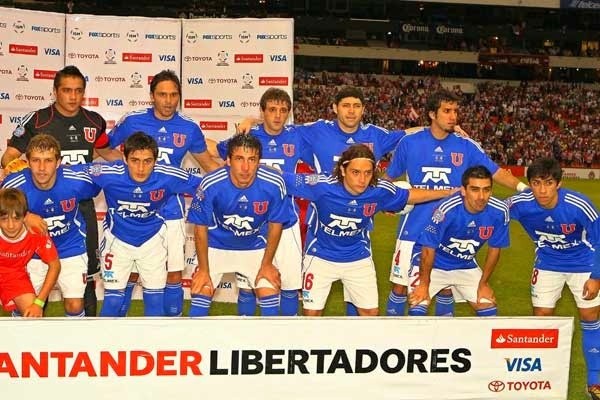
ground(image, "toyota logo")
xmin=488 ymin=380 xmax=505 ymax=392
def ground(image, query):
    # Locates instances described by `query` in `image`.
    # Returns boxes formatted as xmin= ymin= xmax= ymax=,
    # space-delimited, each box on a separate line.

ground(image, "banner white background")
xmin=0 ymin=317 xmax=573 ymax=400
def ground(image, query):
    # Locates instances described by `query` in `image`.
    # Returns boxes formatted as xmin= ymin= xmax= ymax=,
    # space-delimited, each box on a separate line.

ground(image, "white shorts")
xmin=165 ymin=218 xmax=186 ymax=273
xmin=209 ymin=247 xmax=275 ymax=290
xmin=389 ymin=239 xmax=415 ymax=285
xmin=303 ymin=255 xmax=378 ymax=311
xmin=100 ymin=226 xmax=167 ymax=290
xmin=531 ymin=268 xmax=600 ymax=309
xmin=236 ymin=223 xmax=302 ymax=291
xmin=28 ymin=254 xmax=87 ymax=299
xmin=407 ymin=266 xmax=485 ymax=305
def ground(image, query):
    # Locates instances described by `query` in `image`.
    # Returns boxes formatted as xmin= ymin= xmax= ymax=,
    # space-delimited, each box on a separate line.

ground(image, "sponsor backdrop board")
xmin=0 ymin=317 xmax=573 ymax=400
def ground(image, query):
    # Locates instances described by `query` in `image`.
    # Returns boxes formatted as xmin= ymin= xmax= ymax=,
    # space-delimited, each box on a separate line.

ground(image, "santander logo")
xmin=491 ymin=329 xmax=559 ymax=349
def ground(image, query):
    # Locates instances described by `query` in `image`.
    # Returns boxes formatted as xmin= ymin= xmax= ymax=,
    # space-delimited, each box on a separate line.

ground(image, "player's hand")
xmin=24 ymin=212 xmax=48 ymax=235
xmin=477 ymin=282 xmax=496 ymax=304
xmin=23 ymin=304 xmax=43 ymax=318
xmin=408 ymin=284 xmax=430 ymax=307
xmin=582 ymin=278 xmax=600 ymax=300
xmin=454 ymin=125 xmax=470 ymax=138
xmin=255 ymin=262 xmax=281 ymax=290
xmin=191 ymin=268 xmax=214 ymax=296
xmin=235 ymin=117 xmax=261 ymax=134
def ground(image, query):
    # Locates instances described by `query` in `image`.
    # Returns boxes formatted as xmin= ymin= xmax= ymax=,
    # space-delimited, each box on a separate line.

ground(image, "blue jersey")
xmin=298 ymin=120 xmax=405 ymax=174
xmin=217 ymin=124 xmax=312 ymax=229
xmin=507 ymin=189 xmax=600 ymax=276
xmin=387 ymin=128 xmax=500 ymax=242
xmin=187 ymin=166 xmax=287 ymax=251
xmin=2 ymin=167 xmax=100 ymax=258
xmin=283 ymin=173 xmax=409 ymax=262
xmin=86 ymin=162 xmax=201 ymax=247
xmin=109 ymin=108 xmax=208 ymax=220
xmin=416 ymin=193 xmax=510 ymax=270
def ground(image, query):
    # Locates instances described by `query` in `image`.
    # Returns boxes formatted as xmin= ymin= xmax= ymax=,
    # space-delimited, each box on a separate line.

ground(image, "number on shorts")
xmin=394 ymin=249 xmax=401 ymax=266
xmin=409 ymin=272 xmax=420 ymax=288
xmin=104 ymin=253 xmax=114 ymax=270
xmin=304 ymin=272 xmax=314 ymax=290
xmin=531 ymin=268 xmax=539 ymax=285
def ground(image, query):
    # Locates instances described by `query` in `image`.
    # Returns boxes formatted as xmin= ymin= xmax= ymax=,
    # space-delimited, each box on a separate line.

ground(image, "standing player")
xmin=188 ymin=135 xmax=287 ymax=317
xmin=0 ymin=188 xmax=60 ymax=318
xmin=214 ymin=88 xmax=309 ymax=316
xmin=383 ymin=89 xmax=525 ymax=317
xmin=408 ymin=166 xmax=509 ymax=317
xmin=283 ymin=144 xmax=452 ymax=316
xmin=1 ymin=65 xmax=118 ymax=317
xmin=506 ymin=158 xmax=600 ymax=399
xmin=108 ymin=70 xmax=220 ymax=317
xmin=86 ymin=133 xmax=202 ymax=317
xmin=2 ymin=135 xmax=100 ymax=317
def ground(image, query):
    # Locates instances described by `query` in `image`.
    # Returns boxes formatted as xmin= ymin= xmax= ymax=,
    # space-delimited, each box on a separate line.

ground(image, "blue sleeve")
xmin=505 ymin=196 xmax=521 ymax=221
xmin=381 ymin=129 xmax=406 ymax=154
xmin=417 ymin=208 xmax=449 ymax=248
xmin=188 ymin=123 xmax=208 ymax=154
xmin=466 ymin=140 xmax=500 ymax=175
xmin=386 ymin=139 xmax=407 ymax=179
xmin=488 ymin=217 xmax=510 ymax=248
xmin=295 ymin=125 xmax=316 ymax=169
xmin=216 ymin=139 xmax=229 ymax=160
xmin=173 ymin=171 xmax=202 ymax=195
xmin=378 ymin=181 xmax=409 ymax=213
xmin=592 ymin=250 xmax=600 ymax=280
xmin=187 ymin=186 xmax=213 ymax=226
xmin=108 ymin=115 xmax=131 ymax=148
xmin=282 ymin=172 xmax=321 ymax=201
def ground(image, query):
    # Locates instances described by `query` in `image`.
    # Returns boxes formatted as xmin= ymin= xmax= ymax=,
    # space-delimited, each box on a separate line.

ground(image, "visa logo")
xmin=270 ymin=54 xmax=287 ymax=62
xmin=219 ymin=100 xmax=235 ymax=107
xmin=0 ymin=93 xmax=9 ymax=100
xmin=106 ymin=99 xmax=123 ymax=106
xmin=44 ymin=48 xmax=61 ymax=56
xmin=187 ymin=77 xmax=203 ymax=84
xmin=159 ymin=54 xmax=176 ymax=62
xmin=505 ymin=357 xmax=542 ymax=372
xmin=10 ymin=116 xmax=22 ymax=123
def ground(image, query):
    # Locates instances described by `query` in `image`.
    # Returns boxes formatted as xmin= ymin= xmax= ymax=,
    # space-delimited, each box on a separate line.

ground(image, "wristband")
xmin=516 ymin=182 xmax=528 ymax=192
xmin=33 ymin=298 xmax=45 ymax=307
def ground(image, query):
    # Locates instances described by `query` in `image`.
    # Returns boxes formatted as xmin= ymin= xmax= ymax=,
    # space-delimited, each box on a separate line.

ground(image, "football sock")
xmin=280 ymin=289 xmax=299 ymax=316
xmin=164 ymin=282 xmax=183 ymax=317
xmin=189 ymin=294 xmax=211 ymax=317
xmin=237 ymin=290 xmax=256 ymax=316
xmin=386 ymin=292 xmax=407 ymax=316
xmin=258 ymin=294 xmax=280 ymax=316
xmin=66 ymin=310 xmax=85 ymax=318
xmin=434 ymin=293 xmax=455 ymax=316
xmin=119 ymin=281 xmax=136 ymax=317
xmin=476 ymin=306 xmax=497 ymax=317
xmin=100 ymin=289 xmax=125 ymax=317
xmin=582 ymin=320 xmax=600 ymax=385
xmin=346 ymin=302 xmax=359 ymax=316
xmin=408 ymin=304 xmax=428 ymax=316
xmin=142 ymin=288 xmax=164 ymax=316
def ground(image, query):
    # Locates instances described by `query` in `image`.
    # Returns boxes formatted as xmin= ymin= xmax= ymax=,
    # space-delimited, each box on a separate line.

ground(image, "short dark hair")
xmin=526 ymin=158 xmax=562 ymax=183
xmin=123 ymin=132 xmax=158 ymax=160
xmin=150 ymin=70 xmax=181 ymax=95
xmin=425 ymin=89 xmax=460 ymax=122
xmin=259 ymin=88 xmax=291 ymax=111
xmin=462 ymin=166 xmax=493 ymax=187
xmin=334 ymin=86 xmax=365 ymax=105
xmin=53 ymin=65 xmax=86 ymax=91
xmin=0 ymin=188 xmax=28 ymax=219
xmin=227 ymin=134 xmax=262 ymax=160
xmin=26 ymin=134 xmax=61 ymax=161
xmin=334 ymin=144 xmax=377 ymax=186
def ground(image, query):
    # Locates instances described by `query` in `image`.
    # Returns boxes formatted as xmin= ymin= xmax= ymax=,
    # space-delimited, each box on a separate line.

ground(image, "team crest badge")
xmin=173 ymin=133 xmax=186 ymax=148
xmin=432 ymin=208 xmax=445 ymax=224
xmin=60 ymin=198 xmax=76 ymax=212
xmin=560 ymin=223 xmax=576 ymax=234
xmin=305 ymin=174 xmax=319 ymax=185
xmin=83 ymin=127 xmax=97 ymax=143
xmin=479 ymin=226 xmax=494 ymax=240
xmin=451 ymin=152 xmax=464 ymax=166
xmin=283 ymin=143 xmax=295 ymax=157
xmin=363 ymin=203 xmax=376 ymax=217
xmin=150 ymin=189 xmax=165 ymax=201
xmin=88 ymin=163 xmax=102 ymax=176
xmin=253 ymin=201 xmax=269 ymax=215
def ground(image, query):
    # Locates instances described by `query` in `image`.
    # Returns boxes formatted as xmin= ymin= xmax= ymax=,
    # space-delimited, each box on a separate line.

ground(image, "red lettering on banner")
xmin=51 ymin=352 xmax=72 ymax=377
xmin=130 ymin=351 xmax=154 ymax=376
xmin=22 ymin=352 xmax=48 ymax=377
xmin=156 ymin=351 xmax=177 ymax=376
xmin=9 ymin=44 xmax=38 ymax=55
xmin=200 ymin=121 xmax=227 ymax=130
xmin=180 ymin=351 xmax=203 ymax=375
xmin=70 ymin=352 xmax=97 ymax=377
xmin=184 ymin=99 xmax=212 ymax=109
xmin=235 ymin=54 xmax=264 ymax=63
xmin=0 ymin=353 xmax=19 ymax=377
xmin=258 ymin=77 xmax=288 ymax=86
xmin=122 ymin=53 xmax=152 ymax=62
xmin=100 ymin=351 xmax=126 ymax=376
xmin=81 ymin=98 xmax=99 ymax=107
xmin=33 ymin=69 xmax=56 ymax=80
xmin=491 ymin=329 xmax=559 ymax=348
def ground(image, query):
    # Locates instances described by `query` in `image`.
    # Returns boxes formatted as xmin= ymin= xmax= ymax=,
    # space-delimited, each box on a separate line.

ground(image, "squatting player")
xmin=408 ymin=166 xmax=510 ymax=317
xmin=506 ymin=158 xmax=600 ymax=399
xmin=188 ymin=134 xmax=287 ymax=317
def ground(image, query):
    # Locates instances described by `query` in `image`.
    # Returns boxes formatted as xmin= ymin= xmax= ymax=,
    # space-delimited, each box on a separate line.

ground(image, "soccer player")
xmin=283 ymin=144 xmax=453 ymax=316
xmin=383 ymin=89 xmax=525 ymax=317
xmin=108 ymin=70 xmax=220 ymax=317
xmin=506 ymin=158 xmax=600 ymax=399
xmin=213 ymin=88 xmax=310 ymax=316
xmin=1 ymin=65 xmax=118 ymax=317
xmin=408 ymin=166 xmax=510 ymax=317
xmin=0 ymin=188 xmax=60 ymax=318
xmin=2 ymin=135 xmax=100 ymax=317
xmin=188 ymin=134 xmax=287 ymax=317
xmin=86 ymin=132 xmax=202 ymax=317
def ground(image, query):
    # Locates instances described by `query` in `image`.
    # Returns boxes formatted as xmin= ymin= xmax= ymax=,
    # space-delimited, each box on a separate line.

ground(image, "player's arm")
xmin=95 ymin=146 xmax=123 ymax=162
xmin=477 ymin=247 xmax=501 ymax=304
xmin=255 ymin=221 xmax=283 ymax=289
xmin=23 ymin=212 xmax=48 ymax=235
xmin=407 ymin=187 xmax=454 ymax=204
xmin=204 ymin=138 xmax=221 ymax=159
xmin=236 ymin=117 xmax=263 ymax=134
xmin=409 ymin=246 xmax=434 ymax=306
xmin=191 ymin=224 xmax=214 ymax=296
xmin=492 ymin=168 xmax=528 ymax=193
xmin=191 ymin=150 xmax=222 ymax=173
xmin=1 ymin=146 xmax=23 ymax=168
